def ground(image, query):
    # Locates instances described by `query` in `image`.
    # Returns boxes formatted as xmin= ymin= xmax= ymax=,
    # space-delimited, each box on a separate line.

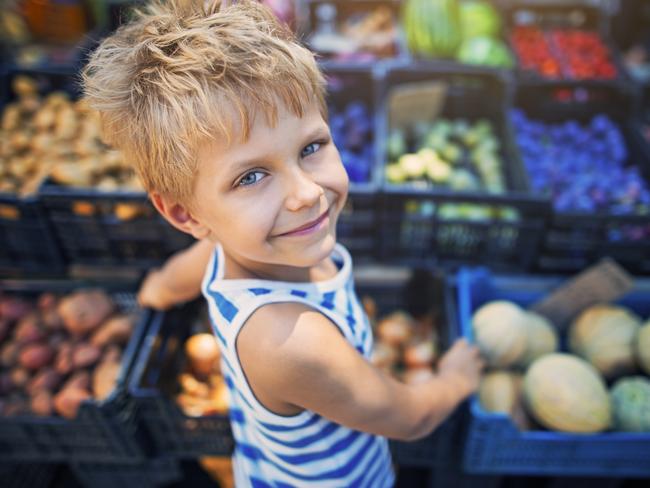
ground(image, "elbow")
xmin=395 ymin=413 xmax=444 ymax=442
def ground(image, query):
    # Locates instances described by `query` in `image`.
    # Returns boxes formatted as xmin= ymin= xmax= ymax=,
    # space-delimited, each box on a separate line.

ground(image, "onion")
xmin=370 ymin=342 xmax=399 ymax=369
xmin=377 ymin=312 xmax=413 ymax=347
xmin=185 ymin=333 xmax=220 ymax=377
xmin=403 ymin=340 xmax=437 ymax=369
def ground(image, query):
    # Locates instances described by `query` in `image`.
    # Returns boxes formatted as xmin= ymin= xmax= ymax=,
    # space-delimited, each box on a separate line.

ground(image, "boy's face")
xmin=191 ymin=99 xmax=349 ymax=271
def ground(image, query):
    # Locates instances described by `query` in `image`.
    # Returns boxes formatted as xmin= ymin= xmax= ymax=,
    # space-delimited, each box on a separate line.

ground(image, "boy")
xmin=83 ymin=1 xmax=484 ymax=485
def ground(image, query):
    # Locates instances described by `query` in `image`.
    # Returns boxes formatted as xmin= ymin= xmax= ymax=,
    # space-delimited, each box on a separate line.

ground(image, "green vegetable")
xmin=457 ymin=36 xmax=514 ymax=68
xmin=460 ymin=0 xmax=501 ymax=40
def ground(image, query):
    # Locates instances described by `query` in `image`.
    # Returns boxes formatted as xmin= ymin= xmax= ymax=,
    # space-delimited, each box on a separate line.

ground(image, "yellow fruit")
xmin=524 ymin=353 xmax=611 ymax=433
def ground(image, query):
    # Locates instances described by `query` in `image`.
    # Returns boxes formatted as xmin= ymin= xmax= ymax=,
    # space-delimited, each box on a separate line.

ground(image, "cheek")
xmin=321 ymin=147 xmax=349 ymax=199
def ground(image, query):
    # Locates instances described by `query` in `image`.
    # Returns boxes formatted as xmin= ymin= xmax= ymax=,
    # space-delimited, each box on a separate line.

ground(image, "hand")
xmin=137 ymin=269 xmax=176 ymax=310
xmin=437 ymin=338 xmax=485 ymax=400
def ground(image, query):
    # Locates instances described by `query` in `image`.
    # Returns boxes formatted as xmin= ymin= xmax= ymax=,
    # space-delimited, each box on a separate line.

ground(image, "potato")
xmin=31 ymin=390 xmax=54 ymax=416
xmin=0 ymin=296 xmax=31 ymax=321
xmin=42 ymin=309 xmax=64 ymax=331
xmin=178 ymin=373 xmax=211 ymax=398
xmin=19 ymin=96 xmax=39 ymax=114
xmin=14 ymin=313 xmax=45 ymax=345
xmin=102 ymin=345 xmax=122 ymax=364
xmin=90 ymin=315 xmax=134 ymax=347
xmin=10 ymin=367 xmax=30 ymax=389
xmin=44 ymin=91 xmax=70 ymax=107
xmin=92 ymin=360 xmax=120 ymax=401
xmin=34 ymin=108 xmax=56 ymax=131
xmin=54 ymin=342 xmax=74 ymax=375
xmin=13 ymin=76 xmax=38 ymax=98
xmin=53 ymin=388 xmax=91 ymax=419
xmin=57 ymin=290 xmax=114 ymax=337
xmin=54 ymin=108 xmax=78 ymax=140
xmin=19 ymin=343 xmax=54 ymax=370
xmin=51 ymin=162 xmax=93 ymax=187
xmin=2 ymin=104 xmax=21 ymax=131
xmin=62 ymin=371 xmax=91 ymax=392
xmin=27 ymin=369 xmax=63 ymax=395
xmin=37 ymin=292 xmax=57 ymax=311
xmin=0 ymin=341 xmax=19 ymax=368
xmin=72 ymin=343 xmax=102 ymax=369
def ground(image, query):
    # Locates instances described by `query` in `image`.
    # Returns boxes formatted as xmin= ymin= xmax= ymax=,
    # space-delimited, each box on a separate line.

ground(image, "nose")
xmin=284 ymin=167 xmax=324 ymax=212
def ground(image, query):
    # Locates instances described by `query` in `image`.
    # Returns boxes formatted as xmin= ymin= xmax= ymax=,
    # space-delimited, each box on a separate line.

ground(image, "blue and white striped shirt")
xmin=201 ymin=243 xmax=395 ymax=487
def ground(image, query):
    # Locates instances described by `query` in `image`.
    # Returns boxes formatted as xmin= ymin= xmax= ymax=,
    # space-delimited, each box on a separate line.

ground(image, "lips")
xmin=277 ymin=208 xmax=330 ymax=236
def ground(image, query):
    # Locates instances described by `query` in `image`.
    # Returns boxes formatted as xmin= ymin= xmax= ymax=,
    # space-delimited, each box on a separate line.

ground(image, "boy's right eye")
xmin=237 ymin=170 xmax=266 ymax=187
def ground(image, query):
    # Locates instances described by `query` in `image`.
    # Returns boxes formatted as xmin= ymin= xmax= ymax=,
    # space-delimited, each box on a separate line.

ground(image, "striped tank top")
xmin=201 ymin=243 xmax=395 ymax=487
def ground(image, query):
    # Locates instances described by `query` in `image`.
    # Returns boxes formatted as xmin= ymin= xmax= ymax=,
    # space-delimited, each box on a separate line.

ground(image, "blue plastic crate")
xmin=456 ymin=268 xmax=650 ymax=478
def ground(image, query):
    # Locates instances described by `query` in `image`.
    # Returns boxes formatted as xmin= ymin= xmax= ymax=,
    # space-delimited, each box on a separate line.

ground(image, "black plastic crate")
xmin=0 ymin=462 xmax=58 ymax=488
xmin=0 ymin=193 xmax=66 ymax=277
xmin=0 ymin=279 xmax=151 ymax=463
xmin=128 ymin=300 xmax=233 ymax=459
xmin=0 ymin=69 xmax=86 ymax=276
xmin=511 ymin=83 xmax=650 ymax=274
xmin=323 ymin=64 xmax=382 ymax=262
xmin=504 ymin=2 xmax=629 ymax=86
xmin=40 ymin=185 xmax=194 ymax=269
xmin=70 ymin=456 xmax=182 ymax=488
xmin=130 ymin=268 xmax=465 ymax=466
xmin=378 ymin=63 xmax=550 ymax=270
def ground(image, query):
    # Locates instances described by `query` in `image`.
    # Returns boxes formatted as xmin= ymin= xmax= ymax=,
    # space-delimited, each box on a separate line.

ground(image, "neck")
xmin=222 ymin=250 xmax=337 ymax=283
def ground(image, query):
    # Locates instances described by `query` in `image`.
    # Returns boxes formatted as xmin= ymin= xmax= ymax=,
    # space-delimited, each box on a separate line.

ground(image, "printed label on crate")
xmin=389 ymin=81 xmax=448 ymax=130
xmin=530 ymin=258 xmax=634 ymax=329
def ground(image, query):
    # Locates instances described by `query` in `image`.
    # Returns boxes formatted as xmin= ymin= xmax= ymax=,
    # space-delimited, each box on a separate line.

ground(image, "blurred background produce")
xmin=307 ymin=0 xmax=401 ymax=61
xmin=0 ymin=75 xmax=140 ymax=195
xmin=0 ymin=287 xmax=137 ymax=418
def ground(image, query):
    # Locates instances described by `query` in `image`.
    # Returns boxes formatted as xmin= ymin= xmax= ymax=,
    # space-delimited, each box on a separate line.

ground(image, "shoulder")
xmin=235 ymin=301 xmax=351 ymax=414
xmin=238 ymin=301 xmax=341 ymax=365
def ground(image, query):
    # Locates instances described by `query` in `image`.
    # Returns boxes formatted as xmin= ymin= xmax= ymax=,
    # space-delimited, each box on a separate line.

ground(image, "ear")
xmin=150 ymin=192 xmax=211 ymax=240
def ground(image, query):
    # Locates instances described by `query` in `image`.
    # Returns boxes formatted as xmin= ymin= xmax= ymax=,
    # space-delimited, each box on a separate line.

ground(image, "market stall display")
xmin=403 ymin=0 xmax=514 ymax=68
xmin=323 ymin=66 xmax=382 ymax=262
xmin=506 ymin=4 xmax=625 ymax=83
xmin=306 ymin=0 xmax=402 ymax=61
xmin=0 ymin=280 xmax=150 ymax=463
xmin=379 ymin=64 xmax=548 ymax=270
xmin=457 ymin=268 xmax=650 ymax=477
xmin=512 ymin=83 xmax=650 ymax=273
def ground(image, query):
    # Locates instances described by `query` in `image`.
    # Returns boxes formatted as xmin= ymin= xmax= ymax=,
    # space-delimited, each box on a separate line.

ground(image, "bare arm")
xmin=238 ymin=303 xmax=484 ymax=441
xmin=137 ymin=238 xmax=215 ymax=310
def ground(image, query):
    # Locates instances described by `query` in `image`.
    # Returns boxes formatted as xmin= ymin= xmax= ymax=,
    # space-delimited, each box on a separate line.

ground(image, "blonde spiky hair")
xmin=82 ymin=0 xmax=326 ymax=204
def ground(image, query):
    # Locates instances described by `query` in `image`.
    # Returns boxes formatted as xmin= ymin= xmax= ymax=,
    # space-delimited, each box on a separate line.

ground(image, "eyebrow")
xmin=227 ymin=125 xmax=330 ymax=175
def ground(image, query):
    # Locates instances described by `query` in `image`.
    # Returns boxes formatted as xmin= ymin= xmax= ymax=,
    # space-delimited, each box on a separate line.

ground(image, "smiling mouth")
xmin=277 ymin=208 xmax=330 ymax=237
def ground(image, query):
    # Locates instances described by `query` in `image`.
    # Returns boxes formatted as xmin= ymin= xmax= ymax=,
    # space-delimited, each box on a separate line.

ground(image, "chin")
xmin=288 ymin=232 xmax=337 ymax=268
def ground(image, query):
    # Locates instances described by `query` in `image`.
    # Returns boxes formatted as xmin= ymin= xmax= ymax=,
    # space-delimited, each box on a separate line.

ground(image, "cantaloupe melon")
xmin=519 ymin=312 xmax=558 ymax=368
xmin=569 ymin=305 xmax=641 ymax=379
xmin=478 ymin=370 xmax=522 ymax=414
xmin=636 ymin=321 xmax=650 ymax=375
xmin=472 ymin=301 xmax=528 ymax=368
xmin=610 ymin=376 xmax=650 ymax=432
xmin=523 ymin=353 xmax=611 ymax=433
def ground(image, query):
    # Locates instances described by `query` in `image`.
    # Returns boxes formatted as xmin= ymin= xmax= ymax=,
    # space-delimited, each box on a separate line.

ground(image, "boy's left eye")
xmin=301 ymin=142 xmax=322 ymax=158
